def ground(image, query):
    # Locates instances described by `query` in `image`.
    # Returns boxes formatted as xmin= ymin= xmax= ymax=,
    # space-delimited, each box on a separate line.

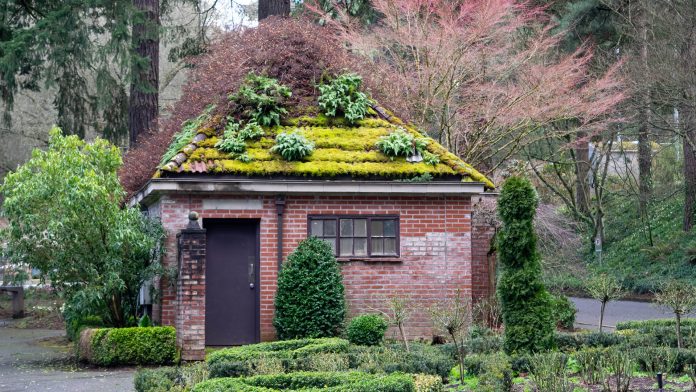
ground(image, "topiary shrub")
xmin=270 ymin=131 xmax=315 ymax=161
xmin=346 ymin=314 xmax=388 ymax=346
xmin=318 ymin=73 xmax=371 ymax=123
xmin=497 ymin=176 xmax=555 ymax=354
xmin=273 ymin=237 xmax=345 ymax=339
xmin=207 ymin=338 xmax=349 ymax=378
xmin=80 ymin=326 xmax=177 ymax=366
xmin=348 ymin=343 xmax=454 ymax=380
xmin=192 ymin=371 xmax=415 ymax=392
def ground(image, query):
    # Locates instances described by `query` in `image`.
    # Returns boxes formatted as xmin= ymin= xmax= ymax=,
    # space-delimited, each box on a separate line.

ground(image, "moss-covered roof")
xmin=158 ymin=104 xmax=494 ymax=189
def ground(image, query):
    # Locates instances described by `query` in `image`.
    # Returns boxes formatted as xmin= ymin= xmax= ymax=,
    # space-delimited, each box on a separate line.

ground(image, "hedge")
xmin=79 ymin=326 xmax=177 ymax=366
xmin=615 ymin=318 xmax=696 ymax=331
xmin=207 ymin=338 xmax=349 ymax=378
xmin=135 ymin=363 xmax=208 ymax=392
xmin=192 ymin=371 xmax=417 ymax=392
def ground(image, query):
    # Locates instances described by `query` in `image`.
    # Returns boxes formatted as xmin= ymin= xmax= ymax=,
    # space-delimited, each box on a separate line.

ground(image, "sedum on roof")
xmin=158 ymin=104 xmax=494 ymax=189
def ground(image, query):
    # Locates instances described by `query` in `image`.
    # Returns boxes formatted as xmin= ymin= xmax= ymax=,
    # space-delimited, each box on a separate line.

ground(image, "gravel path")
xmin=571 ymin=296 xmax=696 ymax=330
xmin=0 ymin=322 xmax=135 ymax=392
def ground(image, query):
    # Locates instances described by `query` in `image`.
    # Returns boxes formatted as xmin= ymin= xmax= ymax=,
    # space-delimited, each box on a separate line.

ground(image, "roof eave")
xmin=129 ymin=178 xmax=487 ymax=207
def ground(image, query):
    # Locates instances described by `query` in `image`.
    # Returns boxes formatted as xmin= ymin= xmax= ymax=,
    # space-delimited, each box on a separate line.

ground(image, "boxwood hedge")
xmin=192 ymin=371 xmax=415 ymax=392
xmin=207 ymin=338 xmax=349 ymax=378
xmin=80 ymin=326 xmax=177 ymax=366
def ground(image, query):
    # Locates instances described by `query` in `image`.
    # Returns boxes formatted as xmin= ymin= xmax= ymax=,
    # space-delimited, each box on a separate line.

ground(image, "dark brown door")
xmin=204 ymin=219 xmax=260 ymax=346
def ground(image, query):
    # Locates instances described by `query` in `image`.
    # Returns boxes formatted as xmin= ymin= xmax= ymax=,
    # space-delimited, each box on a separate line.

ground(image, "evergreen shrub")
xmin=497 ymin=176 xmax=555 ymax=354
xmin=82 ymin=326 xmax=177 ymax=366
xmin=550 ymin=293 xmax=577 ymax=330
xmin=346 ymin=314 xmax=389 ymax=346
xmin=273 ymin=237 xmax=345 ymax=339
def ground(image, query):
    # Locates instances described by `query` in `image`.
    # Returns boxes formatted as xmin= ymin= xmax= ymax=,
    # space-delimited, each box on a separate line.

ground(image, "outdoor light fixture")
xmin=657 ymin=372 xmax=663 ymax=391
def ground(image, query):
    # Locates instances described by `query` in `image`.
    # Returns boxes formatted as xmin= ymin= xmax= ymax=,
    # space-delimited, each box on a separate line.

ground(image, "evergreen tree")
xmin=273 ymin=237 xmax=346 ymax=339
xmin=497 ymin=176 xmax=555 ymax=354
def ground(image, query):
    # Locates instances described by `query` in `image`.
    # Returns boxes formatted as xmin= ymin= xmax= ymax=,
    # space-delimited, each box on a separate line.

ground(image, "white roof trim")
xmin=129 ymin=178 xmax=486 ymax=207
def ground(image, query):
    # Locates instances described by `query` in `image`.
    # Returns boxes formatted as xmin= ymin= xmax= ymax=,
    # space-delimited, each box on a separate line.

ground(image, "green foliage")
xmin=270 ymin=131 xmax=315 ymax=161
xmin=616 ymin=318 xmax=696 ymax=331
xmin=87 ymin=326 xmax=177 ymax=366
xmin=599 ymin=193 xmax=696 ymax=293
xmin=193 ymin=371 xmax=415 ymax=392
xmin=586 ymin=273 xmax=624 ymax=304
xmin=550 ymin=294 xmax=577 ymax=330
xmin=135 ymin=363 xmax=208 ymax=392
xmin=413 ymin=374 xmax=443 ymax=392
xmin=376 ymin=128 xmax=429 ymax=158
xmin=1 ymin=128 xmax=165 ymax=327
xmin=215 ymin=120 xmax=265 ymax=156
xmin=318 ymin=74 xmax=371 ymax=123
xmin=349 ymin=344 xmax=454 ymax=380
xmin=138 ymin=314 xmax=152 ymax=328
xmin=497 ymin=176 xmax=555 ymax=354
xmin=422 ymin=151 xmax=440 ymax=166
xmin=601 ymin=348 xmax=633 ymax=392
xmin=207 ymin=338 xmax=350 ymax=378
xmin=162 ymin=106 xmax=215 ymax=165
xmin=231 ymin=73 xmax=291 ymax=127
xmin=529 ymin=352 xmax=572 ymax=392
xmin=273 ymin=237 xmax=345 ymax=340
xmin=555 ymin=331 xmax=625 ymax=352
xmin=346 ymin=314 xmax=388 ymax=346
xmin=462 ymin=353 xmax=513 ymax=392
xmin=574 ymin=347 xmax=606 ymax=385
xmin=66 ymin=315 xmax=105 ymax=342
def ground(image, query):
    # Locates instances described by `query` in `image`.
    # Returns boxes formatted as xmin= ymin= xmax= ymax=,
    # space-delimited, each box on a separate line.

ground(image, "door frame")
xmin=203 ymin=218 xmax=261 ymax=345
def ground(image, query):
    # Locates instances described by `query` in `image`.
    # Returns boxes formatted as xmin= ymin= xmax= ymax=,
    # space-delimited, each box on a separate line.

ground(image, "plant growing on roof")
xmin=230 ymin=73 xmax=291 ymax=127
xmin=160 ymin=105 xmax=215 ymax=166
xmin=216 ymin=119 xmax=265 ymax=156
xmin=270 ymin=131 xmax=315 ymax=161
xmin=376 ymin=128 xmax=429 ymax=159
xmin=317 ymin=73 xmax=371 ymax=123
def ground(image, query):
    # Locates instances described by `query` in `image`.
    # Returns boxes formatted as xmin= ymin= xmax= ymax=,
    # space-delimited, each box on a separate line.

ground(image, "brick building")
xmin=129 ymin=102 xmax=496 ymax=360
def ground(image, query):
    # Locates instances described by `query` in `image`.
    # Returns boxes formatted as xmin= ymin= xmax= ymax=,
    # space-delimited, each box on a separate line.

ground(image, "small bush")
xmin=134 ymin=367 xmax=178 ymax=392
xmin=192 ymin=371 xmax=415 ymax=392
xmin=550 ymin=294 xmax=576 ymax=330
xmin=66 ymin=315 xmax=104 ymax=342
xmin=555 ymin=331 xmax=625 ymax=352
xmin=601 ymin=348 xmax=634 ymax=392
xmin=346 ymin=314 xmax=388 ymax=346
xmin=633 ymin=346 xmax=696 ymax=373
xmin=270 ymin=131 xmax=315 ymax=161
xmin=230 ymin=73 xmax=291 ymax=127
xmin=477 ymin=354 xmax=513 ymax=392
xmin=349 ymin=344 xmax=454 ymax=380
xmin=413 ymin=374 xmax=443 ymax=392
xmin=574 ymin=348 xmax=606 ymax=385
xmin=81 ymin=326 xmax=177 ymax=366
xmin=376 ymin=128 xmax=429 ymax=158
xmin=273 ymin=237 xmax=345 ymax=339
xmin=207 ymin=338 xmax=349 ymax=378
xmin=529 ymin=352 xmax=572 ymax=392
xmin=317 ymin=73 xmax=371 ymax=123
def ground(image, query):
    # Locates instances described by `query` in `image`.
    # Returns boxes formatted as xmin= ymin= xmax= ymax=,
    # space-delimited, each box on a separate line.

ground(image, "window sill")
xmin=337 ymin=257 xmax=403 ymax=263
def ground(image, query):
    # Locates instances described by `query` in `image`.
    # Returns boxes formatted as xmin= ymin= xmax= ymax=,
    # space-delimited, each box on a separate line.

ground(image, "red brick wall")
xmin=155 ymin=194 xmax=473 ymax=343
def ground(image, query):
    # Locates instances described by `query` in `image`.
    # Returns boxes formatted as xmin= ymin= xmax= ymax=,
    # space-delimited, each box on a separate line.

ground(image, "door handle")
xmin=248 ymin=262 xmax=255 ymax=289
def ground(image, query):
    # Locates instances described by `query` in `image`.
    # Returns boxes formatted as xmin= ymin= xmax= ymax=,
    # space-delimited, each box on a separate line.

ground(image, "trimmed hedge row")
xmin=207 ymin=338 xmax=349 ymax=378
xmin=80 ymin=326 xmax=177 ymax=366
xmin=615 ymin=318 xmax=696 ymax=331
xmin=192 ymin=371 xmax=438 ymax=392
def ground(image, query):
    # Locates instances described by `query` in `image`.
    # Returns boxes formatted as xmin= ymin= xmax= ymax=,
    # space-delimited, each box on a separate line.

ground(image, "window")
xmin=309 ymin=216 xmax=399 ymax=258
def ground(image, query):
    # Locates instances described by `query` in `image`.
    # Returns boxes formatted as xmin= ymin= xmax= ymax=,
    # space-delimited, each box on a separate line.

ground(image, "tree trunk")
xmin=575 ymin=131 xmax=590 ymax=216
xmin=599 ymin=301 xmax=606 ymax=333
xmin=636 ymin=0 xmax=652 ymax=228
xmin=676 ymin=312 xmax=683 ymax=349
xmin=128 ymin=0 xmax=160 ymax=148
xmin=258 ymin=0 xmax=290 ymax=21
xmin=684 ymin=100 xmax=696 ymax=231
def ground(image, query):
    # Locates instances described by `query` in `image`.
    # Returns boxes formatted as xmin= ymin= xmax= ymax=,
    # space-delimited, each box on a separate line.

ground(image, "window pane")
xmin=354 ymin=219 xmax=367 ymax=237
xmin=384 ymin=238 xmax=396 ymax=255
xmin=324 ymin=220 xmax=337 ymax=236
xmin=340 ymin=219 xmax=353 ymax=237
xmin=354 ymin=238 xmax=367 ymax=256
xmin=340 ymin=238 xmax=353 ymax=256
xmin=371 ymin=220 xmax=383 ymax=237
xmin=311 ymin=220 xmax=323 ymax=236
xmin=371 ymin=238 xmax=383 ymax=255
xmin=322 ymin=238 xmax=336 ymax=253
xmin=383 ymin=220 xmax=396 ymax=237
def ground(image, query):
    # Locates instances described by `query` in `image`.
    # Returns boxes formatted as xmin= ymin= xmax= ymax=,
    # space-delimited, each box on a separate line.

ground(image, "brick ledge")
xmin=337 ymin=257 xmax=403 ymax=263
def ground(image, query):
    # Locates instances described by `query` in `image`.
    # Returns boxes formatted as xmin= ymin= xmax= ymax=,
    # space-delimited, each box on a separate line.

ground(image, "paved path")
xmin=0 ymin=322 xmax=135 ymax=392
xmin=571 ymin=297 xmax=696 ymax=330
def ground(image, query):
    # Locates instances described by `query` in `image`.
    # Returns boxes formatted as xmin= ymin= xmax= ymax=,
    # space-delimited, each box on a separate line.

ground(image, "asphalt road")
xmin=0 ymin=324 xmax=135 ymax=392
xmin=571 ymin=296 xmax=696 ymax=330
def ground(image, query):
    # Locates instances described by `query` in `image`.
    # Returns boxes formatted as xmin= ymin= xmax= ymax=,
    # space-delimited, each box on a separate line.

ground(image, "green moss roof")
xmin=158 ymin=106 xmax=494 ymax=189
